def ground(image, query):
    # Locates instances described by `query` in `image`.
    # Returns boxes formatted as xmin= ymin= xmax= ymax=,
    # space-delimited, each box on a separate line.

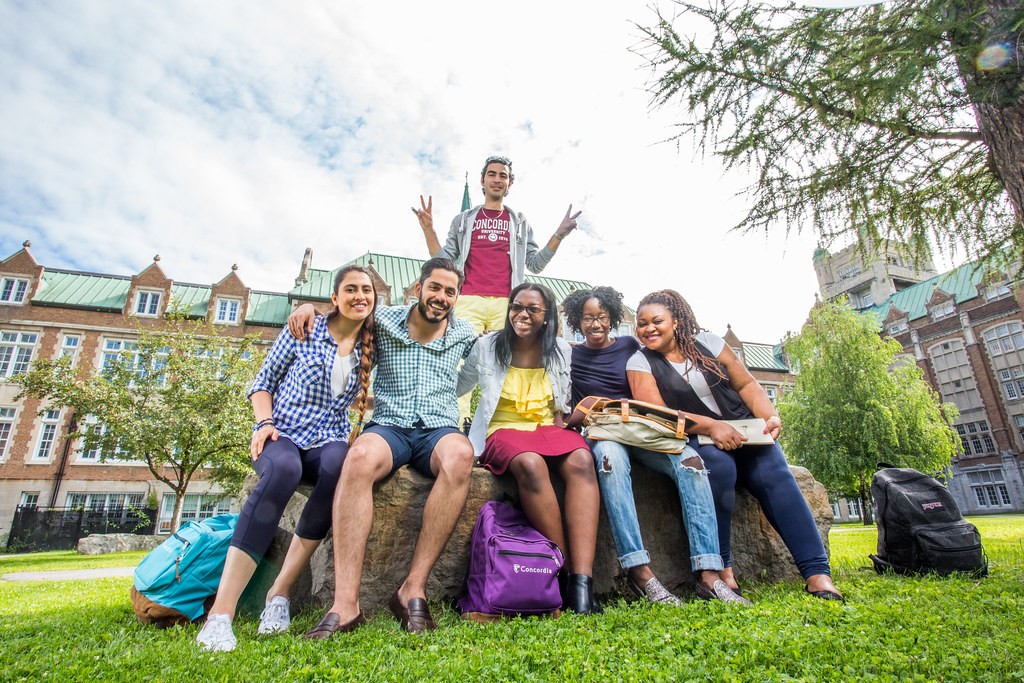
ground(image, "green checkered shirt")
xmin=370 ymin=304 xmax=476 ymax=429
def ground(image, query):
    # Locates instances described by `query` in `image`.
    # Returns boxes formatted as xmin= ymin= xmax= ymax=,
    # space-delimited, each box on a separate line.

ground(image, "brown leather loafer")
xmin=388 ymin=591 xmax=436 ymax=634
xmin=302 ymin=610 xmax=366 ymax=640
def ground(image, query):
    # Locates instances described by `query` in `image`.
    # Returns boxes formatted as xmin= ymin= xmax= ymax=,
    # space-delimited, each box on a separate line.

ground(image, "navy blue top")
xmin=569 ymin=336 xmax=642 ymax=407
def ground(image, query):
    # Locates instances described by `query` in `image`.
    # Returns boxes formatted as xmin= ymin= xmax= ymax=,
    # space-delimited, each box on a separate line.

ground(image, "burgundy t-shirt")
xmin=462 ymin=208 xmax=512 ymax=297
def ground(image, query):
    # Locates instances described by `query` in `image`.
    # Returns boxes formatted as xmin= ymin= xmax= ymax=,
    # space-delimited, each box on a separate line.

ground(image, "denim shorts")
xmin=364 ymin=422 xmax=462 ymax=478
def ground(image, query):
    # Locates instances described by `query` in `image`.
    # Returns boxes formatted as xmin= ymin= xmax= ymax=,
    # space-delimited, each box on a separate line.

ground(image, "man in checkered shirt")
xmin=290 ymin=257 xmax=477 ymax=637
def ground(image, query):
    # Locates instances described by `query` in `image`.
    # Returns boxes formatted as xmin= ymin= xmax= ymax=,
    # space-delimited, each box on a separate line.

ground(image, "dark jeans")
xmin=232 ymin=436 xmax=349 ymax=561
xmin=693 ymin=437 xmax=831 ymax=579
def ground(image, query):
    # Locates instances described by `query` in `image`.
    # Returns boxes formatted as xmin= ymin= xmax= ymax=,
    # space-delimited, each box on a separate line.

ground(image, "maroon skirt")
xmin=479 ymin=425 xmax=589 ymax=475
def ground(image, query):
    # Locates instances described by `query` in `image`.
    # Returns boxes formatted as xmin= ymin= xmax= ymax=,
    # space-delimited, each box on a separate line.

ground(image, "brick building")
xmin=815 ymin=242 xmax=1024 ymax=516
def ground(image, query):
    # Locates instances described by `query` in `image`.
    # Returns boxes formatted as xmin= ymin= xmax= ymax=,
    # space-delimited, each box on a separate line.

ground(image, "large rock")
xmin=239 ymin=463 xmax=831 ymax=615
xmin=76 ymin=533 xmax=163 ymax=555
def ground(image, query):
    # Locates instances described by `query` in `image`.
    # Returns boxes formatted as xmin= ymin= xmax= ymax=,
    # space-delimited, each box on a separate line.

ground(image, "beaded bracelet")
xmin=254 ymin=418 xmax=275 ymax=431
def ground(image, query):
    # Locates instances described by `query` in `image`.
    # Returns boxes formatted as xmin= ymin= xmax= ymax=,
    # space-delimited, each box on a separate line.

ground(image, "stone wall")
xmin=239 ymin=464 xmax=832 ymax=616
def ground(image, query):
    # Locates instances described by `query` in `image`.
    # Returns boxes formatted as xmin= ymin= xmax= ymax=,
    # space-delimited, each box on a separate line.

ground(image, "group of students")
xmin=195 ymin=155 xmax=842 ymax=653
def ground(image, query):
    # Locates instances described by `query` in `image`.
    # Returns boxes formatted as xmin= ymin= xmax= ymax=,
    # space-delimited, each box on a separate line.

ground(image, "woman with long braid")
xmin=627 ymin=289 xmax=843 ymax=601
xmin=197 ymin=265 xmax=378 ymax=652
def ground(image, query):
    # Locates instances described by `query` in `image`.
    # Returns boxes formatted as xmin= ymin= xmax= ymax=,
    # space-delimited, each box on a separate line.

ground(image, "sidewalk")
xmin=1 ymin=566 xmax=135 ymax=581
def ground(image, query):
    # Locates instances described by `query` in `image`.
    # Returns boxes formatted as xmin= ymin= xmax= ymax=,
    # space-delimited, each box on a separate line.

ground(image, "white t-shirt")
xmin=626 ymin=331 xmax=726 ymax=416
xmin=330 ymin=351 xmax=358 ymax=398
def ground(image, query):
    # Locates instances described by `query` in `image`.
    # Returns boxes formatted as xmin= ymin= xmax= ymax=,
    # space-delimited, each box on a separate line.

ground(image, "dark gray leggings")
xmin=231 ymin=436 xmax=348 ymax=561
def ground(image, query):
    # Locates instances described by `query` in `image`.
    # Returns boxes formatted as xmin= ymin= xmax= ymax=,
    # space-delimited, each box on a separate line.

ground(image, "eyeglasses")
xmin=581 ymin=315 xmax=611 ymax=325
xmin=485 ymin=155 xmax=512 ymax=167
xmin=509 ymin=304 xmax=546 ymax=316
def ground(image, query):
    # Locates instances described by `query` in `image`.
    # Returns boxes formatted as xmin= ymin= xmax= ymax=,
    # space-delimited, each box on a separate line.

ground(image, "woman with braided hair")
xmin=627 ymin=289 xmax=843 ymax=602
xmin=197 ymin=265 xmax=378 ymax=652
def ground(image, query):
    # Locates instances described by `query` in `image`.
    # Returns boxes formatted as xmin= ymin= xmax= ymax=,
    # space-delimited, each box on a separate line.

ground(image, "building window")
xmin=19 ymin=491 xmax=39 ymax=509
xmin=214 ymin=298 xmax=241 ymax=325
xmin=66 ymin=492 xmax=145 ymax=519
xmin=838 ymin=264 xmax=861 ymax=281
xmin=966 ymin=470 xmax=1011 ymax=509
xmin=134 ymin=290 xmax=162 ymax=317
xmin=0 ymin=277 xmax=29 ymax=304
xmin=0 ymin=331 xmax=38 ymax=377
xmin=764 ymin=386 xmax=778 ymax=404
xmin=831 ymin=502 xmax=841 ymax=518
xmin=0 ymin=407 xmax=15 ymax=459
xmin=886 ymin=255 xmax=900 ymax=267
xmin=955 ymin=420 xmax=997 ymax=457
xmin=1015 ymin=415 xmax=1024 ymax=445
xmin=983 ymin=322 xmax=1024 ymax=357
xmin=846 ymin=499 xmax=862 ymax=519
xmin=983 ymin=275 xmax=1012 ymax=301
xmin=158 ymin=493 xmax=233 ymax=533
xmin=928 ymin=339 xmax=983 ymax=413
xmin=887 ymin=320 xmax=908 ymax=335
xmin=930 ymin=301 xmax=955 ymax=320
xmin=998 ymin=368 xmax=1024 ymax=401
xmin=33 ymin=409 xmax=62 ymax=461
xmin=60 ymin=334 xmax=81 ymax=364
xmin=78 ymin=417 xmax=134 ymax=462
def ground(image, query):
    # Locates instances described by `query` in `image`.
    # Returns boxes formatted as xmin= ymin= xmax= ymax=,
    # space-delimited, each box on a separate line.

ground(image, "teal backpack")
xmin=131 ymin=514 xmax=237 ymax=626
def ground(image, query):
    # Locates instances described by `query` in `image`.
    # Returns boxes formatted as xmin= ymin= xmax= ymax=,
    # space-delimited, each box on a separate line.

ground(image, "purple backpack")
xmin=459 ymin=500 xmax=564 ymax=616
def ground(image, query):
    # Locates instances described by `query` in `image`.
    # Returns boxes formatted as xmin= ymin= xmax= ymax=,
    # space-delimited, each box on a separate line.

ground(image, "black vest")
xmin=641 ymin=342 xmax=753 ymax=420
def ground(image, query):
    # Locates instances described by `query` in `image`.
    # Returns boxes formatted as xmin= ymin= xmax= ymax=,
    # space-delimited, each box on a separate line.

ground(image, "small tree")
xmin=780 ymin=301 xmax=960 ymax=523
xmin=15 ymin=311 xmax=261 ymax=532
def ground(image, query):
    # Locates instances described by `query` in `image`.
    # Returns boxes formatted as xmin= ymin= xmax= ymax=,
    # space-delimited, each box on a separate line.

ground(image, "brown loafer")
xmin=388 ymin=591 xmax=436 ymax=634
xmin=302 ymin=610 xmax=366 ymax=640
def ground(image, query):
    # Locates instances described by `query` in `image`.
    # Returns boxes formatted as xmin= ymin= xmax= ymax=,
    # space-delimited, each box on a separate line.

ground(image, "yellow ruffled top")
xmin=486 ymin=367 xmax=556 ymax=437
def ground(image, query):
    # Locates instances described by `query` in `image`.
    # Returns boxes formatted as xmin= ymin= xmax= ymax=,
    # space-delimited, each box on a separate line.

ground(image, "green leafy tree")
xmin=15 ymin=312 xmax=261 ymax=532
xmin=779 ymin=301 xmax=960 ymax=524
xmin=636 ymin=0 xmax=1024 ymax=261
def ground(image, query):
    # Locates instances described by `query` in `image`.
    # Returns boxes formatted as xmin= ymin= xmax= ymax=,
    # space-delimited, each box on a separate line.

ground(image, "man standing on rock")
xmin=412 ymin=154 xmax=581 ymax=421
xmin=287 ymin=257 xmax=476 ymax=636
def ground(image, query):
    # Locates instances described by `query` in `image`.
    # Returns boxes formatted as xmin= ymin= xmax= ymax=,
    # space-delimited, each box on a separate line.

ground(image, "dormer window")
xmin=0 ymin=277 xmax=29 ymax=304
xmin=930 ymin=301 xmax=955 ymax=320
xmin=984 ymin=277 xmax=1012 ymax=301
xmin=135 ymin=290 xmax=162 ymax=317
xmin=887 ymin=320 xmax=908 ymax=335
xmin=214 ymin=297 xmax=241 ymax=325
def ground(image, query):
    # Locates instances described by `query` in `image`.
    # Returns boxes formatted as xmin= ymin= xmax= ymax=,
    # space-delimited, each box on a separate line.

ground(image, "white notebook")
xmin=697 ymin=418 xmax=775 ymax=446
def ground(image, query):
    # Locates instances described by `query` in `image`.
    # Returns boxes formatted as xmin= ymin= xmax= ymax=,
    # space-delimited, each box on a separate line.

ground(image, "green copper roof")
xmin=246 ymin=291 xmax=291 ymax=326
xmin=32 ymin=270 xmax=130 ymax=311
xmin=742 ymin=342 xmax=790 ymax=371
xmin=169 ymin=284 xmax=210 ymax=317
xmin=863 ymin=260 xmax=987 ymax=323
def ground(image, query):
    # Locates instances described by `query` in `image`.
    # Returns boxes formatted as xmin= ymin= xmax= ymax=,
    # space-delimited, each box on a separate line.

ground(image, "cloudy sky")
xmin=0 ymin=0 xmax=945 ymax=342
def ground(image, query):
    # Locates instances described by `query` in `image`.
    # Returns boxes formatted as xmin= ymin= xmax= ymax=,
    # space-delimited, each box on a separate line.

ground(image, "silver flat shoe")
xmin=695 ymin=579 xmax=752 ymax=605
xmin=628 ymin=576 xmax=683 ymax=606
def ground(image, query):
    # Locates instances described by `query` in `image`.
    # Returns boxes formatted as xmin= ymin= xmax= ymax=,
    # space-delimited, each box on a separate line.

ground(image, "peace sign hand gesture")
xmin=555 ymin=204 xmax=582 ymax=239
xmin=411 ymin=195 xmax=433 ymax=233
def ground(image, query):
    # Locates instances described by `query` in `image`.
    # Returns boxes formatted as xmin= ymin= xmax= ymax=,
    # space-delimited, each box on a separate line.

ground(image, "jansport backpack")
xmin=459 ymin=501 xmax=564 ymax=617
xmin=130 ymin=514 xmax=238 ymax=627
xmin=869 ymin=467 xmax=987 ymax=577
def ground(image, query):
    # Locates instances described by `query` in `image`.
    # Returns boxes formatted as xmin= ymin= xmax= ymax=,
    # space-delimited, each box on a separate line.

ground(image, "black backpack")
xmin=869 ymin=466 xmax=987 ymax=577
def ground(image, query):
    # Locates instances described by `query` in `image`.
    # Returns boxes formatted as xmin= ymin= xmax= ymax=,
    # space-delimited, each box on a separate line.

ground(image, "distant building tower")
xmin=813 ymin=238 xmax=938 ymax=310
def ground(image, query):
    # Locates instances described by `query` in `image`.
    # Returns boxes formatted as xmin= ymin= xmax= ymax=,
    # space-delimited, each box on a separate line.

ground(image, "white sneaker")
xmin=257 ymin=595 xmax=291 ymax=635
xmin=196 ymin=613 xmax=236 ymax=652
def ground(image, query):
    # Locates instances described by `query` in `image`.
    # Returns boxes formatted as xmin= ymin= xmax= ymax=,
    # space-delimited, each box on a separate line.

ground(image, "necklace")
xmin=480 ymin=207 xmax=504 ymax=219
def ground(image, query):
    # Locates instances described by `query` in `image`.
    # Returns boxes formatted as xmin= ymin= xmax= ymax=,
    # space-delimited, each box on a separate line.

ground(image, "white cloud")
xmin=0 ymin=0 xmax=948 ymax=342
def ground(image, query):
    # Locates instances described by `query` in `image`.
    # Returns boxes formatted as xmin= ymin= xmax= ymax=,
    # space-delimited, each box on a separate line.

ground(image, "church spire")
xmin=461 ymin=172 xmax=471 ymax=211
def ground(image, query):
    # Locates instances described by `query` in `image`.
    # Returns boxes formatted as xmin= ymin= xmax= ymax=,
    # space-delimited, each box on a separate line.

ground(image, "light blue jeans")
xmin=590 ymin=439 xmax=724 ymax=572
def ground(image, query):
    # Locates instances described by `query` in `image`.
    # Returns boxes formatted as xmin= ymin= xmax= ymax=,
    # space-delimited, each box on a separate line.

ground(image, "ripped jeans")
xmin=590 ymin=439 xmax=723 ymax=573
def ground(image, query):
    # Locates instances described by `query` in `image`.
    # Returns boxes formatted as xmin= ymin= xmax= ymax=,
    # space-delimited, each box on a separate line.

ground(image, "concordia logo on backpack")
xmin=513 ymin=563 xmax=553 ymax=575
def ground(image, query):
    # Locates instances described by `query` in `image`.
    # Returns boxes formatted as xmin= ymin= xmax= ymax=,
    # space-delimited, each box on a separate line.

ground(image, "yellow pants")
xmin=455 ymin=295 xmax=509 ymax=427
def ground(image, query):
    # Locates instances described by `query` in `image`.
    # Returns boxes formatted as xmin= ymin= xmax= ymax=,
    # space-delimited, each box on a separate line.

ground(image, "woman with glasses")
xmin=562 ymin=287 xmax=747 ymax=605
xmin=458 ymin=283 xmax=601 ymax=614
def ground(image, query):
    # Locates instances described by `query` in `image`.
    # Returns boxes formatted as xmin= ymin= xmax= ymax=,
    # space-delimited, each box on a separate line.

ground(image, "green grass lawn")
xmin=0 ymin=516 xmax=1021 ymax=682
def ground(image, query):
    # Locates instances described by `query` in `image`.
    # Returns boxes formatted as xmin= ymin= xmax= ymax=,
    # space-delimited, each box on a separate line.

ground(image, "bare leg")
xmin=266 ymin=535 xmax=322 ymax=601
xmin=208 ymin=548 xmax=258 ymax=619
xmin=806 ymin=573 xmax=842 ymax=597
xmin=396 ymin=433 xmax=474 ymax=605
xmin=326 ymin=433 xmax=393 ymax=623
xmin=556 ymin=448 xmax=599 ymax=576
xmin=508 ymin=452 xmax=567 ymax=552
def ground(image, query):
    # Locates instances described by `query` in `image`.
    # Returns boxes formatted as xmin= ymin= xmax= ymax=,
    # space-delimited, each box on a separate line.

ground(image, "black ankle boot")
xmin=565 ymin=573 xmax=602 ymax=615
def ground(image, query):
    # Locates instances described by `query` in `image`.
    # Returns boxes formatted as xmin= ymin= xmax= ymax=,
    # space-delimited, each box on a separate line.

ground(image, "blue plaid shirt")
xmin=370 ymin=304 xmax=475 ymax=429
xmin=248 ymin=316 xmax=364 ymax=448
